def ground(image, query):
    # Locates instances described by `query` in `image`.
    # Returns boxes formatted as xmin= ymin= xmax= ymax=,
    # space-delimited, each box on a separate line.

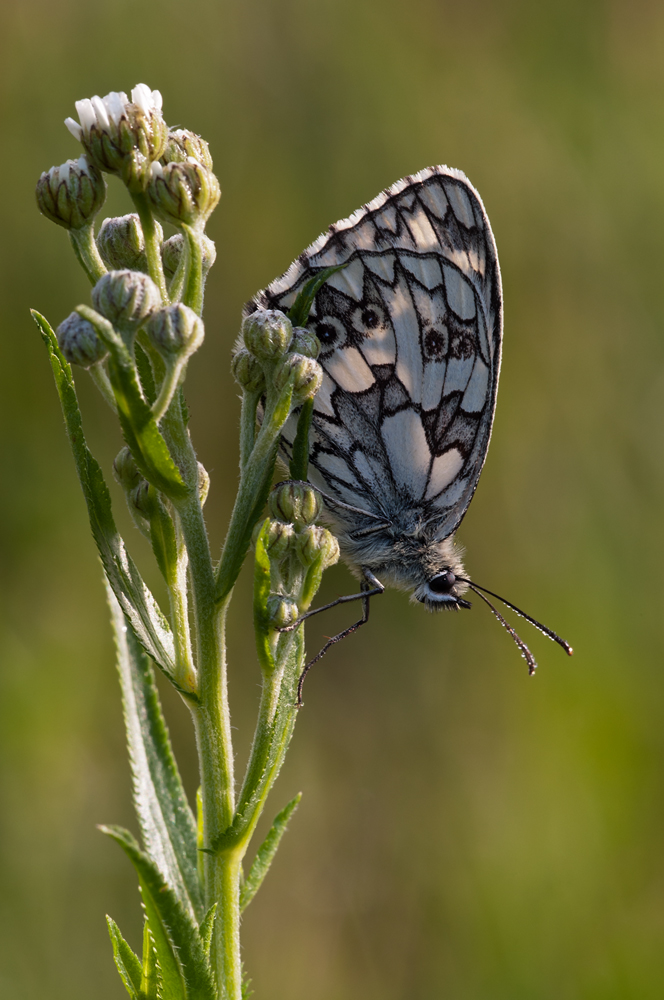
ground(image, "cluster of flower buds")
xmin=259 ymin=482 xmax=339 ymax=630
xmin=233 ymin=309 xmax=323 ymax=403
xmin=36 ymin=156 xmax=106 ymax=231
xmin=65 ymin=85 xmax=168 ymax=191
xmin=56 ymin=311 xmax=109 ymax=368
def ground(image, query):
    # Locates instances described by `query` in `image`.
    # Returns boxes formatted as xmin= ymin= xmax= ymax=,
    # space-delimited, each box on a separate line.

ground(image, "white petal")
xmin=64 ymin=117 xmax=82 ymax=140
xmin=152 ymin=90 xmax=163 ymax=112
xmin=75 ymin=99 xmax=96 ymax=133
xmin=59 ymin=162 xmax=71 ymax=184
xmin=91 ymin=95 xmax=110 ymax=130
xmin=77 ymin=154 xmax=90 ymax=174
xmin=131 ymin=83 xmax=152 ymax=114
xmin=104 ymin=91 xmax=127 ymax=124
xmin=149 ymin=161 xmax=164 ymax=178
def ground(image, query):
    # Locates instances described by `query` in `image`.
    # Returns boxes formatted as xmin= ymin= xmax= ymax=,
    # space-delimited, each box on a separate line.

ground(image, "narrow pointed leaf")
xmin=287 ymin=264 xmax=347 ymax=327
xmin=198 ymin=905 xmax=217 ymax=959
xmin=101 ymin=826 xmax=216 ymax=1000
xmin=106 ymin=916 xmax=142 ymax=999
xmin=108 ymin=586 xmax=203 ymax=921
xmin=240 ymin=793 xmax=302 ymax=911
xmin=141 ymin=921 xmax=160 ymax=1000
xmin=35 ymin=311 xmax=179 ymax=685
xmin=76 ymin=304 xmax=189 ymax=500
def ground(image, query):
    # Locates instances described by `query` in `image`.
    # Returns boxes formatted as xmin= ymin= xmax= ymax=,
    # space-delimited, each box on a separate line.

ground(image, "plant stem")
xmin=239 ymin=389 xmax=260 ymax=471
xmin=182 ymin=224 xmax=204 ymax=315
xmin=87 ymin=363 xmax=117 ymax=409
xmin=131 ymin=192 xmax=169 ymax=304
xmin=152 ymin=360 xmax=185 ymax=424
xmin=69 ymin=224 xmax=107 ymax=284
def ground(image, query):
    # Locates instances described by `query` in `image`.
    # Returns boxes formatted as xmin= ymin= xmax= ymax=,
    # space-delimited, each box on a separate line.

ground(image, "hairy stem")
xmin=69 ymin=224 xmax=107 ymax=284
xmin=131 ymin=192 xmax=169 ymax=304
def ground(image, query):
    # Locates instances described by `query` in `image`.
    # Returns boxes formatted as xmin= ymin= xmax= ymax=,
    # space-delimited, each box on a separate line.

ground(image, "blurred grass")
xmin=2 ymin=0 xmax=664 ymax=996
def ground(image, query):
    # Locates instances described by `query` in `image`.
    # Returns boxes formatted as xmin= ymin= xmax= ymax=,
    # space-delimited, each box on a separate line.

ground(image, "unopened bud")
xmin=36 ymin=156 xmax=106 ymax=231
xmin=130 ymin=480 xmax=157 ymax=518
xmin=113 ymin=447 xmax=142 ymax=491
xmin=242 ymin=310 xmax=293 ymax=360
xmin=92 ymin=270 xmax=161 ymax=334
xmin=296 ymin=526 xmax=339 ymax=569
xmin=269 ymin=482 xmax=321 ymax=527
xmin=198 ymin=462 xmax=210 ymax=506
xmin=161 ymin=232 xmax=216 ymax=279
xmin=266 ymin=595 xmax=299 ymax=629
xmin=65 ymin=84 xmax=167 ymax=190
xmin=263 ymin=520 xmax=295 ymax=561
xmin=144 ymin=304 xmax=204 ymax=360
xmin=273 ymin=353 xmax=323 ymax=401
xmin=161 ymin=129 xmax=213 ymax=171
xmin=96 ymin=213 xmax=162 ymax=272
xmin=290 ymin=327 xmax=320 ymax=359
xmin=231 ymin=349 xmax=265 ymax=392
xmin=148 ymin=159 xmax=220 ymax=229
xmin=56 ymin=311 xmax=108 ymax=368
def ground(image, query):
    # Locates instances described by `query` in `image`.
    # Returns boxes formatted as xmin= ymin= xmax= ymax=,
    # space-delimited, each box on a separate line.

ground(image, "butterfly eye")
xmin=428 ymin=571 xmax=456 ymax=594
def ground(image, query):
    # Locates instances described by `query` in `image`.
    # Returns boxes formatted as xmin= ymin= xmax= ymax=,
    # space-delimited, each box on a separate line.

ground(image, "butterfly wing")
xmin=248 ymin=165 xmax=502 ymax=540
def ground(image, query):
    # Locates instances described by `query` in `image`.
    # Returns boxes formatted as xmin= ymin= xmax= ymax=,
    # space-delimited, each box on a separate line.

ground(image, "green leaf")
xmin=253 ymin=521 xmax=276 ymax=675
xmin=287 ymin=264 xmax=348 ymax=327
xmin=198 ymin=905 xmax=217 ymax=959
xmin=34 ymin=311 xmax=180 ymax=686
xmin=135 ymin=342 xmax=157 ymax=405
xmin=141 ymin=921 xmax=160 ymax=1000
xmin=106 ymin=916 xmax=143 ymax=999
xmin=108 ymin=586 xmax=203 ymax=922
xmin=240 ymin=793 xmax=302 ymax=911
xmin=101 ymin=826 xmax=216 ymax=1000
xmin=288 ymin=396 xmax=313 ymax=481
xmin=76 ymin=304 xmax=189 ymax=500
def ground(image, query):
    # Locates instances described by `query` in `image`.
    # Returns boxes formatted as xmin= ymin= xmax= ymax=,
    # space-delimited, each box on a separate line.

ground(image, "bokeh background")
xmin=1 ymin=0 xmax=664 ymax=996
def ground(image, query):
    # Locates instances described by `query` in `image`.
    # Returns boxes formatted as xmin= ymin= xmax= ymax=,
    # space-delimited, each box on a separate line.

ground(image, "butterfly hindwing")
xmin=249 ymin=165 xmax=503 ymax=541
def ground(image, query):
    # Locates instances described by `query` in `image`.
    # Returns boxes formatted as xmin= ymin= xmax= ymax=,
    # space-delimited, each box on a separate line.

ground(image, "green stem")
xmin=182 ymin=224 xmax=204 ymax=315
xmin=215 ymin=386 xmax=294 ymax=603
xmin=69 ymin=224 xmax=107 ymax=284
xmin=131 ymin=192 xmax=169 ymax=304
xmin=152 ymin=359 xmax=186 ymax=424
xmin=166 ymin=556 xmax=197 ymax=695
xmin=239 ymin=389 xmax=261 ymax=471
xmin=87 ymin=363 xmax=116 ymax=410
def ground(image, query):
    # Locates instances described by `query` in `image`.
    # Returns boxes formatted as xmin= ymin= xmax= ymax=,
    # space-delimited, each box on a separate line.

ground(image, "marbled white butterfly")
xmin=247 ymin=165 xmax=571 ymax=699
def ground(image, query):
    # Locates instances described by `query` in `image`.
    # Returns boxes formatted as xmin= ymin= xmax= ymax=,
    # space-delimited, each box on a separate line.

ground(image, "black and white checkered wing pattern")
xmin=250 ymin=165 xmax=503 ymax=541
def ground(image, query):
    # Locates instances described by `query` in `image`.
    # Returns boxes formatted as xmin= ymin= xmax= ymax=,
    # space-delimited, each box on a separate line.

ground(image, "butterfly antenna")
xmin=459 ymin=579 xmax=573 ymax=657
xmin=464 ymin=583 xmax=538 ymax=675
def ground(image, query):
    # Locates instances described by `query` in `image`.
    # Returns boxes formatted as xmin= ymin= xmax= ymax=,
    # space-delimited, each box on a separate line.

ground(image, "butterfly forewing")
xmin=249 ymin=165 xmax=502 ymax=542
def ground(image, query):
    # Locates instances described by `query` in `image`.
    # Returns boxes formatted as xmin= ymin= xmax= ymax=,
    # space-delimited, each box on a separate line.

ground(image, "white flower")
xmin=65 ymin=85 xmax=163 ymax=142
xmin=63 ymin=84 xmax=167 ymax=189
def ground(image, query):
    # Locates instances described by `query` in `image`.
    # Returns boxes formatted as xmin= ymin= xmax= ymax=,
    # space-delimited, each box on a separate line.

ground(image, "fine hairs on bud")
xmin=161 ymin=129 xmax=214 ymax=171
xmin=272 ymin=352 xmax=323 ymax=401
xmin=231 ymin=349 xmax=265 ymax=393
xmin=92 ymin=270 xmax=161 ymax=333
xmin=148 ymin=159 xmax=221 ymax=229
xmin=242 ymin=309 xmax=293 ymax=360
xmin=56 ymin=311 xmax=109 ymax=368
xmin=36 ymin=156 xmax=106 ymax=231
xmin=97 ymin=214 xmax=163 ymax=272
xmin=161 ymin=232 xmax=217 ymax=280
xmin=144 ymin=304 xmax=204 ymax=360
xmin=113 ymin=446 xmax=142 ymax=491
xmin=290 ymin=327 xmax=321 ymax=360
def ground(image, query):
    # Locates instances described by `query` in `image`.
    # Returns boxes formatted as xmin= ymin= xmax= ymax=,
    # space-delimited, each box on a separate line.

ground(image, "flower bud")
xmin=56 ymin=311 xmax=108 ymax=368
xmin=113 ymin=446 xmax=142 ymax=491
xmin=92 ymin=270 xmax=161 ymax=333
xmin=242 ymin=310 xmax=293 ymax=360
xmin=143 ymin=304 xmax=204 ymax=360
xmin=231 ymin=349 xmax=265 ymax=393
xmin=130 ymin=479 xmax=157 ymax=518
xmin=196 ymin=463 xmax=210 ymax=507
xmin=161 ymin=232 xmax=216 ymax=280
xmin=266 ymin=595 xmax=299 ymax=629
xmin=161 ymin=129 xmax=213 ymax=171
xmin=269 ymin=482 xmax=321 ymax=527
xmin=96 ymin=213 xmax=163 ymax=272
xmin=296 ymin=526 xmax=340 ymax=569
xmin=36 ymin=156 xmax=106 ymax=231
xmin=290 ymin=327 xmax=320 ymax=359
xmin=263 ymin=520 xmax=295 ymax=561
xmin=272 ymin=353 xmax=323 ymax=401
xmin=148 ymin=159 xmax=220 ymax=229
xmin=65 ymin=84 xmax=167 ymax=189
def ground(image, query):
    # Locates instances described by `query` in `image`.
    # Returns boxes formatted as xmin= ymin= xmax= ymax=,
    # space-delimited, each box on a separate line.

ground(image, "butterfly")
xmin=247 ymin=165 xmax=572 ymax=699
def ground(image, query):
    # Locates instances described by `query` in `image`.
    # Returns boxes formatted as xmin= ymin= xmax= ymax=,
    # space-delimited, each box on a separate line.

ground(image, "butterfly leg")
xmin=295 ymin=570 xmax=384 ymax=706
xmin=278 ymin=569 xmax=384 ymax=633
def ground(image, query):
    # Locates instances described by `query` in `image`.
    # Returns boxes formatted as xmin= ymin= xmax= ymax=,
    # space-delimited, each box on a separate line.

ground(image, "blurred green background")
xmin=1 ymin=0 xmax=664 ymax=996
